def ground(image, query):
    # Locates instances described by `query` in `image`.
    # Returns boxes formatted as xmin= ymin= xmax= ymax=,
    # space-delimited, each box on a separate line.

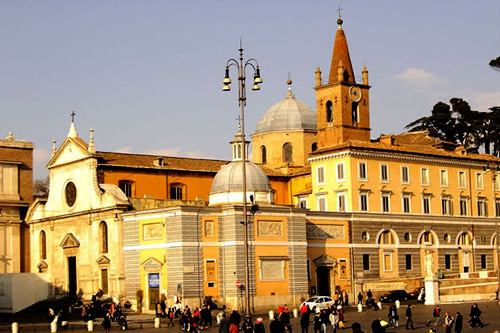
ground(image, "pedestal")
xmin=424 ymin=277 xmax=440 ymax=305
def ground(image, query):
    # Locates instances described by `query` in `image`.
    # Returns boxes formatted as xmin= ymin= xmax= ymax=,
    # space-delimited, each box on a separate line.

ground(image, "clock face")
xmin=349 ymin=86 xmax=362 ymax=102
xmin=65 ymin=181 xmax=77 ymax=207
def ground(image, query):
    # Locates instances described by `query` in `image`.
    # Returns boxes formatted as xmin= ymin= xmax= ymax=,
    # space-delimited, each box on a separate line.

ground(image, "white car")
xmin=300 ymin=296 xmax=335 ymax=311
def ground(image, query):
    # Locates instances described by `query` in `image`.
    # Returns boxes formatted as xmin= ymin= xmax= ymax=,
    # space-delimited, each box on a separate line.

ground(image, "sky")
xmin=1 ymin=1 xmax=499 ymax=179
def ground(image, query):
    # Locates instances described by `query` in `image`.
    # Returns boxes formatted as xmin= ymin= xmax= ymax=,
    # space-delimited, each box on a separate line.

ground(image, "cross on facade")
xmin=71 ymin=111 xmax=76 ymax=123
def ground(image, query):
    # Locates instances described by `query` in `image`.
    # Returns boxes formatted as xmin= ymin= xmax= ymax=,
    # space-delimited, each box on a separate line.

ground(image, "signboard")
xmin=236 ymin=281 xmax=241 ymax=288
xmin=148 ymin=273 xmax=160 ymax=288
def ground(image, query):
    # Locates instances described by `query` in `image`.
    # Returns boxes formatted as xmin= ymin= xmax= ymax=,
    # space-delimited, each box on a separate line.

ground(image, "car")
xmin=379 ymin=290 xmax=409 ymax=303
xmin=300 ymin=296 xmax=335 ymax=311
xmin=408 ymin=287 xmax=424 ymax=300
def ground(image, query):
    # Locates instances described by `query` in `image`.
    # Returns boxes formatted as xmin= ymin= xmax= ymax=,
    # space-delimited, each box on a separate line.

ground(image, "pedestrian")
xmin=101 ymin=312 xmax=112 ymax=333
xmin=300 ymin=302 xmax=309 ymax=315
xmin=370 ymin=319 xmax=383 ymax=333
xmin=281 ymin=306 xmax=292 ymax=332
xmin=357 ymin=292 xmax=363 ymax=305
xmin=417 ymin=288 xmax=425 ymax=303
xmin=405 ymin=304 xmax=414 ymax=330
xmin=444 ymin=312 xmax=454 ymax=333
xmin=229 ymin=310 xmax=241 ymax=326
xmin=229 ymin=320 xmax=239 ymax=333
xmin=241 ymin=315 xmax=254 ymax=333
xmin=300 ymin=306 xmax=310 ymax=333
xmin=270 ymin=316 xmax=285 ymax=333
xmin=426 ymin=305 xmax=441 ymax=327
xmin=313 ymin=309 xmax=322 ymax=333
xmin=344 ymin=291 xmax=349 ymax=306
xmin=255 ymin=317 xmax=266 ymax=333
xmin=366 ymin=289 xmax=373 ymax=299
xmin=155 ymin=300 xmax=162 ymax=317
xmin=319 ymin=308 xmax=330 ymax=333
xmin=160 ymin=299 xmax=167 ymax=318
xmin=454 ymin=312 xmax=463 ymax=333
xmin=218 ymin=312 xmax=229 ymax=333
xmin=351 ymin=322 xmax=364 ymax=333
xmin=468 ymin=303 xmax=484 ymax=327
xmin=329 ymin=308 xmax=338 ymax=333
xmin=168 ymin=307 xmax=175 ymax=326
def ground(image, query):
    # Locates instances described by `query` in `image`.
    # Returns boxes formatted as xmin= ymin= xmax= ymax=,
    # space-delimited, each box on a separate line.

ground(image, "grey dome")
xmin=211 ymin=161 xmax=272 ymax=193
xmin=255 ymin=89 xmax=316 ymax=134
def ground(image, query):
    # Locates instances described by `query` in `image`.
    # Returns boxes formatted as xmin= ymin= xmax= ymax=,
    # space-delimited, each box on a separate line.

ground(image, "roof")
xmin=311 ymin=131 xmax=500 ymax=163
xmin=328 ymin=21 xmax=355 ymax=84
xmin=96 ymin=151 xmax=288 ymax=177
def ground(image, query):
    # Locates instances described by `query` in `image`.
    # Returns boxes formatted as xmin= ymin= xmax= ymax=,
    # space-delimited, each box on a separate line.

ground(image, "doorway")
xmin=68 ymin=256 xmax=77 ymax=297
xmin=316 ymin=266 xmax=331 ymax=296
xmin=148 ymin=273 xmax=160 ymax=310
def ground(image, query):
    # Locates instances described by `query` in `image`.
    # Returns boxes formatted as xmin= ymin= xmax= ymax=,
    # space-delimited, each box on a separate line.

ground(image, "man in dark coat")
xmin=454 ymin=312 xmax=463 ymax=333
xmin=270 ymin=316 xmax=285 ymax=333
xmin=405 ymin=304 xmax=415 ymax=330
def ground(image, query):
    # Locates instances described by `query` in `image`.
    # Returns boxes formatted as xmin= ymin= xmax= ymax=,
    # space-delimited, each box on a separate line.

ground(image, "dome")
xmin=255 ymin=87 xmax=316 ymax=134
xmin=209 ymin=161 xmax=274 ymax=206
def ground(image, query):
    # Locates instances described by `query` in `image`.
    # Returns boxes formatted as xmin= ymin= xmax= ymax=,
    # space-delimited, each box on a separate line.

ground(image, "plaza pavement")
xmin=1 ymin=300 xmax=499 ymax=333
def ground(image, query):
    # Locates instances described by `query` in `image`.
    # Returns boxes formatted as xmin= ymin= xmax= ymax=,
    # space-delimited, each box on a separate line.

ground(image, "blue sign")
xmin=149 ymin=273 xmax=160 ymax=288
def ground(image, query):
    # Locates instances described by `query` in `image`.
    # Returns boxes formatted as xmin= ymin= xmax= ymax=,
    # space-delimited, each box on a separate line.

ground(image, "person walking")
xmin=454 ymin=312 xmax=463 ymax=333
xmin=405 ymin=304 xmax=414 ymax=330
xmin=313 ymin=309 xmax=322 ymax=333
xmin=270 ymin=316 xmax=285 ymax=333
xmin=357 ymin=292 xmax=363 ymax=305
xmin=329 ymin=308 xmax=338 ymax=333
xmin=300 ymin=306 xmax=310 ymax=333
xmin=388 ymin=305 xmax=398 ymax=327
xmin=101 ymin=312 xmax=112 ymax=333
xmin=218 ymin=312 xmax=229 ymax=333
xmin=241 ymin=315 xmax=254 ymax=333
xmin=255 ymin=317 xmax=265 ymax=333
xmin=444 ymin=312 xmax=454 ymax=333
xmin=281 ymin=306 xmax=292 ymax=332
xmin=426 ymin=305 xmax=441 ymax=327
xmin=319 ymin=308 xmax=330 ymax=333
xmin=468 ymin=303 xmax=484 ymax=327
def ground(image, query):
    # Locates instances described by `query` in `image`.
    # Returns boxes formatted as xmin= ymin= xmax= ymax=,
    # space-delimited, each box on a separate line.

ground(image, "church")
xmin=27 ymin=17 xmax=500 ymax=311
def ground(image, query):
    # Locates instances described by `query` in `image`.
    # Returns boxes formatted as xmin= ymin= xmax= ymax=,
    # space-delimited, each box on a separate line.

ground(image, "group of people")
xmin=357 ymin=290 xmax=378 ymax=311
xmin=81 ymin=289 xmax=128 ymax=331
xmin=425 ymin=303 xmax=484 ymax=332
xmin=178 ymin=304 xmax=214 ymax=332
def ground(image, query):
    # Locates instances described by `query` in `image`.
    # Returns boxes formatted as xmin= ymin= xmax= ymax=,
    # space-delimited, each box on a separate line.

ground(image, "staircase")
xmin=439 ymin=271 xmax=498 ymax=302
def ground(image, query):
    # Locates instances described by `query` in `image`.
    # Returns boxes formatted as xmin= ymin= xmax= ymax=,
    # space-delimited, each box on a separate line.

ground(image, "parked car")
xmin=300 ymin=296 xmax=335 ymax=311
xmin=379 ymin=290 xmax=409 ymax=303
xmin=408 ymin=287 xmax=424 ymax=300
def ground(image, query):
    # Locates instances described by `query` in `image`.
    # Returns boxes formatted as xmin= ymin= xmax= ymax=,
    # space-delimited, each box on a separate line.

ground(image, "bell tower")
xmin=315 ymin=17 xmax=371 ymax=149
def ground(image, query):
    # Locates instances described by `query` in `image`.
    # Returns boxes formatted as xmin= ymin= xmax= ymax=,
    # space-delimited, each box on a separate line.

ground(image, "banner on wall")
xmin=149 ymin=273 xmax=160 ymax=288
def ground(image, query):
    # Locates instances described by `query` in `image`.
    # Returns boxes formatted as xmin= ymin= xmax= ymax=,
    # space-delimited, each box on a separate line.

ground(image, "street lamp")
xmin=222 ymin=43 xmax=262 ymax=315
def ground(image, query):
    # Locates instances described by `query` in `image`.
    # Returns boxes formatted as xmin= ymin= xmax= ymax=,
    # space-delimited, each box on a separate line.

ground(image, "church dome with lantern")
xmin=255 ymin=80 xmax=316 ymax=134
xmin=209 ymin=127 xmax=274 ymax=206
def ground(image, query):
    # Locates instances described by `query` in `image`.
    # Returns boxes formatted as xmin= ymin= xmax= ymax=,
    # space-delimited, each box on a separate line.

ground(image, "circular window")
xmin=443 ymin=233 xmax=451 ymax=243
xmin=404 ymin=232 xmax=412 ymax=242
xmin=65 ymin=181 xmax=77 ymax=207
xmin=361 ymin=231 xmax=369 ymax=242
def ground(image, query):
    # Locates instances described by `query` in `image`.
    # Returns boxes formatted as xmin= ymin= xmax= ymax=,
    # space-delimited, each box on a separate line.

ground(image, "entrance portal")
xmin=317 ymin=266 xmax=331 ymax=296
xmin=148 ymin=273 xmax=160 ymax=310
xmin=68 ymin=256 xmax=77 ymax=296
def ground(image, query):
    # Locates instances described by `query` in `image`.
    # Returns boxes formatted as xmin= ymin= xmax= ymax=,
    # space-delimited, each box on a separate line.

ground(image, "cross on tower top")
xmin=71 ymin=111 xmax=76 ymax=123
xmin=236 ymin=115 xmax=242 ymax=126
xmin=336 ymin=5 xmax=343 ymax=19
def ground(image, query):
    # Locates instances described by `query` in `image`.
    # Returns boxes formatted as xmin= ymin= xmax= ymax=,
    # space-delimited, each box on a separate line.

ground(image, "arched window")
xmin=326 ymin=101 xmax=333 ymax=122
xmin=420 ymin=231 xmax=434 ymax=245
xmin=352 ymin=101 xmax=359 ymax=123
xmin=39 ymin=230 xmax=47 ymax=260
xmin=261 ymin=146 xmax=267 ymax=164
xmin=378 ymin=230 xmax=395 ymax=244
xmin=343 ymin=69 xmax=350 ymax=82
xmin=312 ymin=142 xmax=318 ymax=152
xmin=283 ymin=143 xmax=293 ymax=163
xmin=458 ymin=232 xmax=471 ymax=245
xmin=99 ymin=221 xmax=108 ymax=254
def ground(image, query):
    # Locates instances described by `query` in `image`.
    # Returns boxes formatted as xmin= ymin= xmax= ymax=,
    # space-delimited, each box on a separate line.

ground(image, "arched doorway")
xmin=314 ymin=255 xmax=336 ymax=296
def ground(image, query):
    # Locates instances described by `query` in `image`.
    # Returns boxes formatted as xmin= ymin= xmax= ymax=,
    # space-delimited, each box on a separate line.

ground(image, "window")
xmin=383 ymin=253 xmax=393 ymax=272
xmin=380 ymin=164 xmax=389 ymax=182
xmin=101 ymin=268 xmax=109 ymax=294
xmin=337 ymin=192 xmax=346 ymax=212
xmin=404 ymin=232 xmax=411 ymax=242
xmin=443 ymin=234 xmax=451 ymax=243
xmin=496 ymin=200 xmax=500 ymax=217
xmin=481 ymin=254 xmax=487 ymax=270
xmin=422 ymin=231 xmax=433 ymax=245
xmin=205 ymin=259 xmax=217 ymax=285
xmin=204 ymin=220 xmax=215 ymax=237
xmin=459 ymin=197 xmax=468 ymax=216
xmin=421 ymin=168 xmax=429 ymax=185
xmin=458 ymin=232 xmax=471 ymax=245
xmin=445 ymin=254 xmax=451 ymax=270
xmin=283 ymin=143 xmax=293 ymax=163
xmin=99 ymin=221 xmax=108 ymax=254
xmin=311 ymin=142 xmax=318 ymax=152
xmin=336 ymin=163 xmax=345 ymax=181
xmin=359 ymin=192 xmax=368 ymax=211
xmin=379 ymin=230 xmax=394 ymax=244
xmin=401 ymin=166 xmax=410 ymax=184
xmin=441 ymin=196 xmax=452 ymax=215
xmin=402 ymin=194 xmax=411 ymax=213
xmin=362 ymin=254 xmax=370 ymax=270
xmin=259 ymin=258 xmax=285 ymax=281
xmin=118 ymin=181 xmax=133 ymax=197
xmin=405 ymin=254 xmax=412 ymax=270
xmin=0 ymin=164 xmax=19 ymax=197
xmin=358 ymin=162 xmax=367 ymax=180
xmin=458 ymin=171 xmax=467 ymax=188
xmin=476 ymin=172 xmax=484 ymax=190
xmin=422 ymin=195 xmax=431 ymax=214
xmin=381 ymin=192 xmax=390 ymax=212
xmin=494 ymin=174 xmax=500 ymax=191
xmin=326 ymin=100 xmax=333 ymax=122
xmin=351 ymin=101 xmax=359 ymax=123
xmin=317 ymin=195 xmax=327 ymax=212
xmin=316 ymin=166 xmax=325 ymax=184
xmin=361 ymin=231 xmax=369 ymax=242
xmin=261 ymin=146 xmax=267 ymax=164
xmin=298 ymin=197 xmax=308 ymax=209
xmin=477 ymin=198 xmax=487 ymax=216
xmin=440 ymin=169 xmax=449 ymax=187
xmin=39 ymin=230 xmax=47 ymax=260
xmin=306 ymin=259 xmax=311 ymax=280
xmin=170 ymin=184 xmax=183 ymax=200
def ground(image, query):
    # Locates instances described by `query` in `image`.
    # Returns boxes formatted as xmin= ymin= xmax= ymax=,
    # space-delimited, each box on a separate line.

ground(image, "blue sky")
xmin=1 ymin=1 xmax=499 ymax=179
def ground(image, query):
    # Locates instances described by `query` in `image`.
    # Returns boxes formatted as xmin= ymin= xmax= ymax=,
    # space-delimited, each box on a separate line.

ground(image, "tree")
xmin=33 ymin=176 xmax=49 ymax=197
xmin=490 ymin=56 xmax=500 ymax=71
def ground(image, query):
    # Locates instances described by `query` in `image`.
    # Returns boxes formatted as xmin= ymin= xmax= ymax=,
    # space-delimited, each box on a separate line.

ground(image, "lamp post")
xmin=222 ymin=43 xmax=262 ymax=315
